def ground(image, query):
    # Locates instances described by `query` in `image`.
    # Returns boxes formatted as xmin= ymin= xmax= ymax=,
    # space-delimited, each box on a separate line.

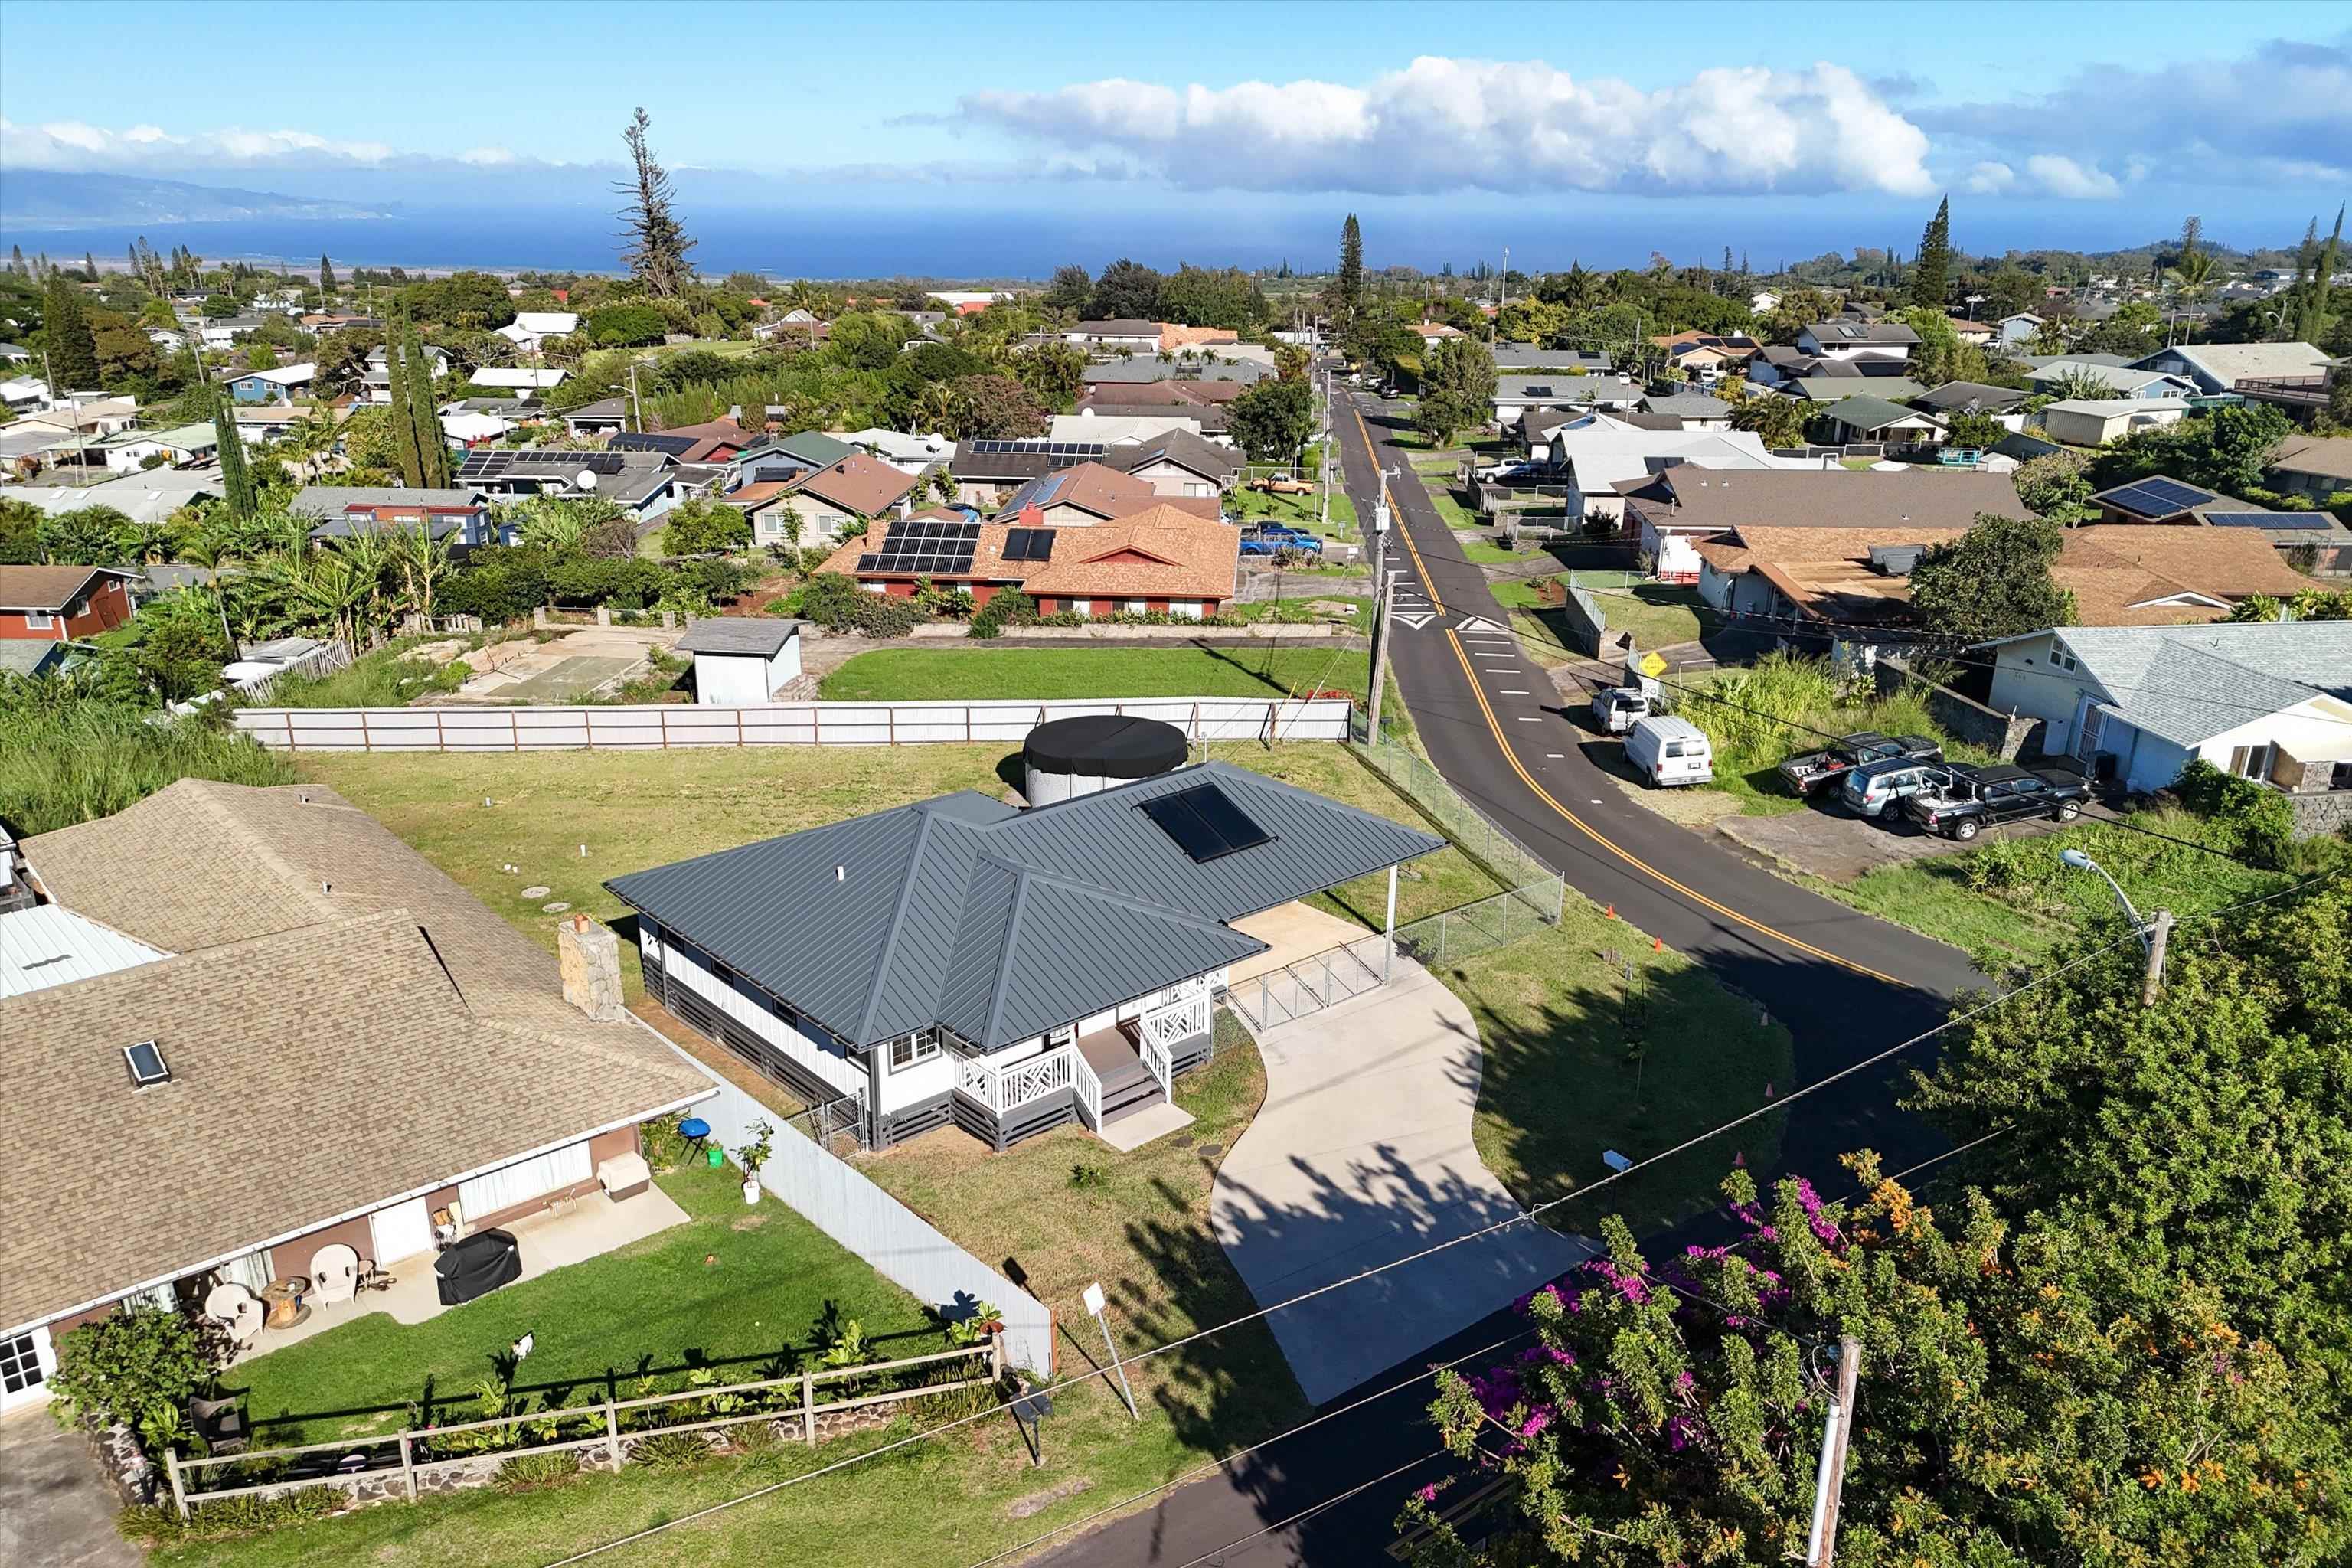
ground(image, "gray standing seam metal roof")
xmin=676 ymin=617 xmax=801 ymax=656
xmin=607 ymin=762 xmax=1443 ymax=1053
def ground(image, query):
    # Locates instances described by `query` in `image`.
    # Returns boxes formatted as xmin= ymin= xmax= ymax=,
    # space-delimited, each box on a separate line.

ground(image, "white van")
xmin=1625 ymin=715 xmax=1713 ymax=787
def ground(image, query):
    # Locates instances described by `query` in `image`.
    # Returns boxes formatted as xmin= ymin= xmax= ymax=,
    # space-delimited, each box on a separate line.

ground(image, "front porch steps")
xmin=1080 ymin=1025 xmax=1169 ymax=1127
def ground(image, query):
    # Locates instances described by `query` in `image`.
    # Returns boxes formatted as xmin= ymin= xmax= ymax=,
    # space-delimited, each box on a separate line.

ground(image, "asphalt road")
xmin=1031 ymin=395 xmax=1986 ymax=1568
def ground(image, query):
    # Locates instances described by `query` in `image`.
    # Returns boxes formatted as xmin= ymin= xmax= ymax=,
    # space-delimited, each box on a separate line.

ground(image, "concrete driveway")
xmin=0 ymin=1408 xmax=142 ymax=1568
xmin=1212 ymin=959 xmax=1590 ymax=1405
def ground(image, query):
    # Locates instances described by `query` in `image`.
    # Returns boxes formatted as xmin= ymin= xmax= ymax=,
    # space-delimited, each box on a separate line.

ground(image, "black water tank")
xmin=1022 ymin=715 xmax=1187 ymax=805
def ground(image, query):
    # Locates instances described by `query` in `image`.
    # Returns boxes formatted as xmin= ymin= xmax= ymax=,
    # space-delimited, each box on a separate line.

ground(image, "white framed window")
xmin=2053 ymin=642 xmax=2077 ymax=673
xmin=1044 ymin=1024 xmax=1076 ymax=1050
xmin=2 ymin=1328 xmax=51 ymax=1403
xmin=24 ymin=611 xmax=52 ymax=630
xmin=1125 ymin=599 xmax=1148 ymax=614
xmin=864 ymin=581 xmax=888 ymax=594
xmin=1184 ymin=481 xmax=1212 ymax=497
xmin=888 ymin=1031 xmax=939 ymax=1070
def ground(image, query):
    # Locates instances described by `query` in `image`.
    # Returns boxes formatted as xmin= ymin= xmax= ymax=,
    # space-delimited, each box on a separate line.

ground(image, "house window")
xmin=710 ymin=957 xmax=735 ymax=987
xmin=2053 ymin=643 xmax=2077 ymax=673
xmin=1 ymin=1331 xmax=44 ymax=1395
xmin=24 ymin=611 xmax=52 ymax=630
xmin=1125 ymin=599 xmax=1148 ymax=615
xmin=1184 ymin=481 xmax=1212 ymax=498
xmin=2228 ymin=743 xmax=2274 ymax=782
xmin=889 ymin=1032 xmax=939 ymax=1070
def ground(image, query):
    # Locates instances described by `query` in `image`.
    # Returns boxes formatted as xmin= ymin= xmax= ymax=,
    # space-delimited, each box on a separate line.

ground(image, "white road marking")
xmin=1514 ymin=716 xmax=1541 ymax=723
xmin=1501 ymin=688 xmax=1530 ymax=694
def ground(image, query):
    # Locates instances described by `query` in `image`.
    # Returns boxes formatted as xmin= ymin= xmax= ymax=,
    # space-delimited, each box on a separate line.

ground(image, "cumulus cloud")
xmin=0 ymin=116 xmax=567 ymax=174
xmin=2022 ymin=155 xmax=2120 ymax=200
xmin=1963 ymin=160 xmax=2014 ymax=195
xmin=959 ymin=57 xmax=1936 ymax=198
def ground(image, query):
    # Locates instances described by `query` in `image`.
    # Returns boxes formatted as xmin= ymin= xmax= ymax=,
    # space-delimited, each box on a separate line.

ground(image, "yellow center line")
xmin=1354 ymin=403 xmax=1446 ymax=615
xmin=1439 ymin=629 xmax=1909 ymax=988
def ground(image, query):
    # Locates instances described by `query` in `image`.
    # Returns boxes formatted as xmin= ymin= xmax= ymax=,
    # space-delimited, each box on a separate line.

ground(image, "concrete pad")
xmin=1714 ymin=797 xmax=2076 ymax=884
xmin=1213 ymin=961 xmax=1590 ymax=1404
xmin=1227 ymin=900 xmax=1370 ymax=987
xmin=0 ymin=1406 xmax=143 ymax=1568
xmin=1096 ymin=1102 xmax=1197 ymax=1152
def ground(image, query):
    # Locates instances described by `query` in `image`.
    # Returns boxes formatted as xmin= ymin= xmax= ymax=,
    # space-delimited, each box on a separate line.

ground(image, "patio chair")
xmin=187 ymin=1393 xmax=249 ymax=1455
xmin=203 ymin=1282 xmax=265 ymax=1348
xmin=309 ymin=1243 xmax=359 ymax=1305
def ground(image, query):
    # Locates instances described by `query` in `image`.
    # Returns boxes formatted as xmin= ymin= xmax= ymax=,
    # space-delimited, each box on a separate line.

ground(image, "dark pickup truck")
xmin=1902 ymin=764 xmax=2089 ymax=840
xmin=1776 ymin=731 xmax=1944 ymax=797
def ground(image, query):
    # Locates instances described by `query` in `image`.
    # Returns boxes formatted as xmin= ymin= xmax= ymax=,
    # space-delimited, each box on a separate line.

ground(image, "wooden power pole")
xmin=2141 ymin=909 xmax=2174 ymax=1007
xmin=1805 ymin=1335 xmax=1862 ymax=1566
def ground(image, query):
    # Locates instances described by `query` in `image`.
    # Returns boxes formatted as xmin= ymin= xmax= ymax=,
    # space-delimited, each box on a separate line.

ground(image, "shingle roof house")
xmin=0 ymin=781 xmax=709 ymax=1361
xmin=609 ymin=763 xmax=1442 ymax=1148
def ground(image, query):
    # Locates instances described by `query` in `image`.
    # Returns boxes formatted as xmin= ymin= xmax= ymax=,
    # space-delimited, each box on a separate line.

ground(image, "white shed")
xmin=678 ymin=618 xmax=803 ymax=705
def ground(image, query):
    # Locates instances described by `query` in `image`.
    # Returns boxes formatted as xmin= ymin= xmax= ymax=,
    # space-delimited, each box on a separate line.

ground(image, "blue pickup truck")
xmin=1239 ymin=523 xmax=1325 ymax=556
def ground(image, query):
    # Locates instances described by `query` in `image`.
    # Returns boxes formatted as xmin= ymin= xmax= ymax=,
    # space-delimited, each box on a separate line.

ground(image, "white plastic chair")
xmin=204 ymin=1282 xmax=265 ymax=1347
xmin=309 ymin=1243 xmax=359 ymax=1305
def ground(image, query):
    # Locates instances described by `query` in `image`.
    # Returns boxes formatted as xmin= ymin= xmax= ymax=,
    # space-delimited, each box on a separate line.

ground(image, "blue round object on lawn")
xmin=679 ymin=1117 xmax=710 ymax=1139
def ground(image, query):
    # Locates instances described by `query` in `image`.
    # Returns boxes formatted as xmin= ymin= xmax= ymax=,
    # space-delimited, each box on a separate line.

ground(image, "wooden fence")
xmin=230 ymin=696 xmax=1355 ymax=752
xmin=165 ymin=1338 xmax=1001 ymax=1519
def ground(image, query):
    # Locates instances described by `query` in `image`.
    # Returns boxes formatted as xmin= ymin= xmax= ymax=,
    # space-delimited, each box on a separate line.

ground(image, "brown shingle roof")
xmin=783 ymin=452 xmax=921 ymax=517
xmin=2270 ymin=436 xmax=2352 ymax=485
xmin=0 ymin=564 xmax=138 ymax=612
xmin=5 ymin=780 xmax=707 ymax=1326
xmin=1721 ymin=524 xmax=1974 ymax=622
xmin=2056 ymin=527 xmax=2319 ymax=624
xmin=1624 ymin=469 xmax=2021 ymax=534
xmin=999 ymin=460 xmax=1159 ymax=521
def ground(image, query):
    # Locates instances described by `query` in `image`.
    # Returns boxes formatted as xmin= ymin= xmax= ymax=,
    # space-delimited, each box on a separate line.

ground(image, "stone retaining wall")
xmin=2284 ymin=789 xmax=2352 ymax=841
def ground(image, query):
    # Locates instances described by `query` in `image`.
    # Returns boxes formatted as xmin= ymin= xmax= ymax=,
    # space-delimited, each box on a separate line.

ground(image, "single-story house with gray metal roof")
xmin=608 ymin=762 xmax=1444 ymax=1151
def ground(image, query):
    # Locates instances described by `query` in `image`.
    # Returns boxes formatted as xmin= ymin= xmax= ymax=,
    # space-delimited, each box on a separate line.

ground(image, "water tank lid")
xmin=1023 ymin=715 xmax=1188 ymax=779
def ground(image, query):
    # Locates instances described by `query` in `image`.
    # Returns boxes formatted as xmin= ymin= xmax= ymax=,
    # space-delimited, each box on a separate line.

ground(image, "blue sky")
xmin=2 ymin=1 xmax=2345 ymax=273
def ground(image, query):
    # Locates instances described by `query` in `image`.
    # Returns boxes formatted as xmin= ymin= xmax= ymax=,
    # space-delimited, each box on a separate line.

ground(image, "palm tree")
xmin=2046 ymin=364 xmax=2121 ymax=402
xmin=387 ymin=520 xmax=456 ymax=620
xmin=2165 ymin=249 xmax=2216 ymax=343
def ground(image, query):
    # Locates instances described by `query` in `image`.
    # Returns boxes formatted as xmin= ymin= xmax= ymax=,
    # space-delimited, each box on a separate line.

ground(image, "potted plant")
xmin=733 ymin=1120 xmax=775 ymax=1204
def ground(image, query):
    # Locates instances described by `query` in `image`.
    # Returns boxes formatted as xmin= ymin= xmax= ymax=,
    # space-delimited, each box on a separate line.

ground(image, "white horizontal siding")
xmin=664 ymin=940 xmax=867 ymax=1099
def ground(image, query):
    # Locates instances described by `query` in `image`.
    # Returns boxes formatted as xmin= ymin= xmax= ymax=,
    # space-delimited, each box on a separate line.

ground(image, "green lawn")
xmin=1228 ymin=481 xmax=1358 ymax=537
xmin=818 ymin=645 xmax=1370 ymax=703
xmin=1225 ymin=595 xmax=1374 ymax=626
xmin=224 ymin=1161 xmax=932 ymax=1452
xmin=1426 ymin=485 xmax=1479 ymax=531
xmin=1506 ymin=571 xmax=1704 ymax=654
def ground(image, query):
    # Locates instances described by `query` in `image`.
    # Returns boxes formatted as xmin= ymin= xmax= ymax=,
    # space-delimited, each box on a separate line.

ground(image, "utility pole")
xmin=2141 ymin=909 xmax=2174 ymax=1007
xmin=1805 ymin=1335 xmax=1862 ymax=1566
xmin=1364 ymin=493 xmax=1393 ymax=741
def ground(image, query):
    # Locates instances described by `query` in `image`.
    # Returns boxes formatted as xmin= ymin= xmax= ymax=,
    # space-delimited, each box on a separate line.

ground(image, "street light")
xmin=2059 ymin=848 xmax=2149 ymax=953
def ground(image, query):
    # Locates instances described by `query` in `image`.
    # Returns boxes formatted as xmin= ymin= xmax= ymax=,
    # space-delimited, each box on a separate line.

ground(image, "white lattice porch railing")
xmin=953 ymin=1045 xmax=1075 ymax=1116
xmin=1140 ymin=988 xmax=1210 ymax=1055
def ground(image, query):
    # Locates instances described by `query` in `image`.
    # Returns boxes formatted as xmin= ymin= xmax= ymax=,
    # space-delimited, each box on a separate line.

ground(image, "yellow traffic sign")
xmin=1638 ymin=652 xmax=1668 ymax=678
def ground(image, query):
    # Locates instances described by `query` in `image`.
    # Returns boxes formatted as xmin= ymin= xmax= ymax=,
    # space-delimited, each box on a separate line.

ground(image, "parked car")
xmin=1240 ymin=523 xmax=1324 ymax=556
xmin=1250 ymin=473 xmax=1315 ymax=495
xmin=1901 ymin=764 xmax=2088 ymax=841
xmin=1777 ymin=731 xmax=1944 ymax=797
xmin=1840 ymin=756 xmax=1956 ymax=820
xmin=1591 ymin=685 xmax=1651 ymax=735
xmin=1625 ymin=715 xmax=1713 ymax=786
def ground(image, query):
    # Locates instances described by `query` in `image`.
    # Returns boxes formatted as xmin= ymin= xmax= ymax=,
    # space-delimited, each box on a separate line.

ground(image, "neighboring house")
xmin=1695 ymin=524 xmax=1974 ymax=628
xmin=730 ymin=430 xmax=860 ymax=487
xmin=608 ymin=762 xmax=1440 ymax=1151
xmin=815 ymin=503 xmax=1240 ymax=617
xmin=16 ymin=397 xmax=139 ymax=438
xmin=198 ymin=316 xmax=269 ymax=348
xmin=611 ymin=417 xmax=753 ymax=465
xmin=291 ymin=485 xmax=499 ymax=546
xmin=361 ymin=345 xmax=452 ymax=403
xmin=223 ymin=362 xmax=316 ymax=404
xmin=1158 ymin=323 xmax=1237 ymax=354
xmin=1620 ymin=469 xmax=2020 ymax=583
xmin=1787 ymin=374 xmax=1929 ymax=404
xmin=232 ymin=404 xmax=324 ymax=446
xmin=0 ymin=565 xmax=139 ymax=642
xmin=2054 ymin=525 xmax=2321 ymax=615
xmin=2127 ymin=340 xmax=2331 ymax=397
xmin=1649 ymin=333 xmax=1756 ymax=380
xmin=1078 ymin=379 xmax=1248 ymax=409
xmin=1112 ymin=429 xmax=1244 ymax=498
xmin=1050 ymin=413 xmax=1207 ymax=447
xmin=495 ymin=312 xmax=580 ymax=352
xmin=561 ymin=397 xmax=632 ymax=439
xmin=1945 ymin=317 xmax=1998 ymax=348
xmin=1794 ymin=320 xmax=1920 ymax=364
xmin=0 ymin=342 xmax=29 ymax=364
xmin=1821 ymin=394 xmax=1943 ymax=445
xmin=838 ymin=427 xmax=955 ymax=473
xmin=677 ymin=616 xmax=805 ymax=705
xmin=1494 ymin=372 xmax=1639 ymax=420
xmin=751 ymin=315 xmax=830 ymax=345
xmin=2087 ymin=475 xmax=2233 ymax=525
xmin=765 ymin=452 xmax=922 ymax=539
xmin=1636 ymin=390 xmax=1734 ymax=430
xmin=96 ymin=422 xmax=218 ymax=472
xmin=455 ymin=449 xmax=677 ymax=520
xmin=1994 ymin=312 xmax=2043 ymax=345
xmin=2024 ymin=361 xmax=2194 ymax=400
xmin=1074 ymin=400 xmax=1230 ymax=437
xmin=947 ymin=437 xmax=1114 ymax=507
xmin=1750 ymin=290 xmax=1781 ymax=313
xmin=439 ymin=410 xmax=515 ymax=449
xmin=2268 ymin=436 xmax=2352 ymax=503
xmin=1494 ymin=345 xmax=1616 ymax=374
xmin=2 ymin=374 xmax=52 ymax=409
xmin=1979 ymin=622 xmax=2352 ymax=795
xmin=993 ymin=461 xmax=1176 ymax=526
xmin=0 ymin=639 xmax=84 ymax=683
xmin=1 ymin=472 xmax=220 ymax=524
xmin=469 ymin=368 xmax=567 ymax=397
xmin=1913 ymin=380 xmax=2029 ymax=417
xmin=1067 ymin=319 xmax=1163 ymax=353
xmin=1078 ymin=358 xmax=1270 ymax=390
xmin=1539 ymin=421 xmax=1808 ymax=529
xmin=0 ymin=781 xmax=712 ymax=1413
xmin=2036 ymin=399 xmax=2190 ymax=447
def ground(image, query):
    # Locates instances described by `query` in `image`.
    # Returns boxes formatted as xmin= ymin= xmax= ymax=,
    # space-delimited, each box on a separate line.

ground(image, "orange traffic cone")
xmin=1603 ymin=903 xmax=1616 ymax=920
xmin=1733 ymin=1150 xmax=1745 ymax=1167
xmin=1652 ymin=936 xmax=1663 ymax=952
xmin=1764 ymin=1082 xmax=1775 ymax=1098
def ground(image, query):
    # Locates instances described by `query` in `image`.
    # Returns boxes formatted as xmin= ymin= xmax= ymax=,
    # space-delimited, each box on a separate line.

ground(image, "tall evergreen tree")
xmin=384 ymin=311 xmax=425 ymax=488
xmin=403 ymin=318 xmax=449 ymax=488
xmin=40 ymin=272 xmax=100 ymax=389
xmin=83 ymin=250 xmax=98 ymax=283
xmin=2295 ymin=204 xmax=2344 ymax=346
xmin=318 ymin=253 xmax=338 ymax=297
xmin=211 ymin=384 xmax=256 ymax=521
xmin=615 ymin=106 xmax=695 ymax=297
xmin=1910 ymin=196 xmax=1952 ymax=308
xmin=125 ymin=243 xmax=139 ymax=281
xmin=7 ymin=243 xmax=21 ymax=276
xmin=1336 ymin=214 xmax=1363 ymax=327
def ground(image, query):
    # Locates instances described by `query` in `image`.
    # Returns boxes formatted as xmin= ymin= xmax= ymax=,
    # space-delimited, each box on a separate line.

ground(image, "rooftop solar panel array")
xmin=854 ymin=516 xmax=980 ymax=576
xmin=459 ymin=450 xmax=633 ymax=479
xmin=964 ymin=439 xmax=1106 ymax=460
xmin=2101 ymin=476 xmax=2220 ymax=518
xmin=1002 ymin=527 xmax=1057 ymax=562
xmin=1137 ymin=782 xmax=1274 ymax=864
xmin=2202 ymin=510 xmax=2333 ymax=531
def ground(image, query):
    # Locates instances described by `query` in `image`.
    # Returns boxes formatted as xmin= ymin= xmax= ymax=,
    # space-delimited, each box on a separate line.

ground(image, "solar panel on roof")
xmin=1138 ymin=782 xmax=1273 ymax=863
xmin=2204 ymin=510 xmax=2331 ymax=530
xmin=2105 ymin=477 xmax=2218 ymax=517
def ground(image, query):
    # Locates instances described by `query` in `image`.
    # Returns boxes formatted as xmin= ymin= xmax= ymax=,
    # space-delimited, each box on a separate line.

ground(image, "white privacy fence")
xmin=231 ymin=696 xmax=1354 ymax=752
xmin=652 ymin=1032 xmax=1054 ymax=1374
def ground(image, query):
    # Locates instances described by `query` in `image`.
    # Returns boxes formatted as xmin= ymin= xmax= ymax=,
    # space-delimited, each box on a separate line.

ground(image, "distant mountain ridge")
xmin=0 ymin=170 xmax=393 ymax=228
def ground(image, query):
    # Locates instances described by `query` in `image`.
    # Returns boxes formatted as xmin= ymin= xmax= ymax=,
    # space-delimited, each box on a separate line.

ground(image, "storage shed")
xmin=678 ymin=618 xmax=802 ymax=705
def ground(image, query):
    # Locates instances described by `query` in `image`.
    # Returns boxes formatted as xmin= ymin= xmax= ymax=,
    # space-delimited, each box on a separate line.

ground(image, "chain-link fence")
xmin=1350 ymin=734 xmax=1565 ymax=923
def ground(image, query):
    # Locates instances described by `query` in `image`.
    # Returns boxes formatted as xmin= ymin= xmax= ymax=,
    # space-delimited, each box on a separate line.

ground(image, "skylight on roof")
xmin=123 ymin=1039 xmax=170 ymax=1088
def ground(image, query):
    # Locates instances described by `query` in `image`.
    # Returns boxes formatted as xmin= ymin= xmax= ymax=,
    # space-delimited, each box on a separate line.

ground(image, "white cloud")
xmin=959 ymin=57 xmax=1936 ymax=198
xmin=2021 ymin=154 xmax=2120 ymax=200
xmin=1963 ymin=160 xmax=2014 ymax=194
xmin=0 ymin=117 xmax=567 ymax=175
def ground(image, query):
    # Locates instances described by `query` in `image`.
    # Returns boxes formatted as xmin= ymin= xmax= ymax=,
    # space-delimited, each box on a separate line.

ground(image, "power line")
xmin=538 ymin=928 xmax=2139 ymax=1566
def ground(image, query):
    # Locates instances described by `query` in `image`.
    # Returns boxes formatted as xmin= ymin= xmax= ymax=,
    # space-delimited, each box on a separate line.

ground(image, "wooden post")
xmin=888 ymin=704 xmax=897 ymax=746
xmin=737 ymin=706 xmax=744 ymax=747
xmin=604 ymin=1402 xmax=622 ymax=1471
xmin=360 ymin=710 xmax=373 ymax=753
xmin=2141 ymin=910 xmax=2174 ymax=1006
xmin=398 ymin=1431 xmax=417 ymax=1501
xmin=659 ymin=707 xmax=671 ymax=749
xmin=435 ymin=709 xmax=446 ymax=751
xmin=801 ymin=1371 xmax=817 ymax=1445
xmin=283 ymin=711 xmax=296 ymax=752
xmin=167 ymin=1450 xmax=188 ymax=1521
xmin=1806 ymin=1335 xmax=1862 ymax=1566
xmin=510 ymin=710 xmax=521 ymax=752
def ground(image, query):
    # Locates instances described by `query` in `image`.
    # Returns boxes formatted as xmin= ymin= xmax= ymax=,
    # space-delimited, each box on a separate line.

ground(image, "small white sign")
xmin=1082 ymin=1281 xmax=1107 ymax=1318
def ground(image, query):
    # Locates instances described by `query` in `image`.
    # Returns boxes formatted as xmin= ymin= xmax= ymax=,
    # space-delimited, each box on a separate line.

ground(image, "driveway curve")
xmin=1212 ymin=957 xmax=1590 ymax=1405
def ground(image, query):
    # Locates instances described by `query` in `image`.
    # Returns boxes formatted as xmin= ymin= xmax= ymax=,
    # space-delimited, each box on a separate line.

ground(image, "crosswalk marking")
xmin=1390 ymin=611 xmax=1436 ymax=631
xmin=1454 ymin=615 xmax=1511 ymax=635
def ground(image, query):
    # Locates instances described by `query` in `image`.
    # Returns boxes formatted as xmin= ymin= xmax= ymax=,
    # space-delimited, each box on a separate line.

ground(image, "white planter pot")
xmin=742 ymin=1178 xmax=760 ymax=1205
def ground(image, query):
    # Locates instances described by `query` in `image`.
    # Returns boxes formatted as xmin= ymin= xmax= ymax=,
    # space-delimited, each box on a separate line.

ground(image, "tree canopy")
xmin=1907 ymin=511 xmax=2076 ymax=642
